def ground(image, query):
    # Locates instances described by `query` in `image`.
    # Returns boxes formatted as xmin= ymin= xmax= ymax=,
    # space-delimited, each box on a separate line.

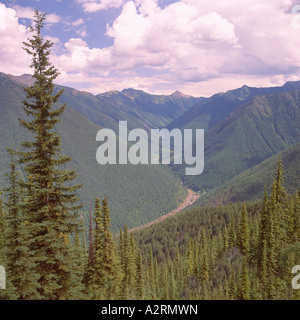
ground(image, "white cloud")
xmin=62 ymin=0 xmax=240 ymax=81
xmin=63 ymin=17 xmax=87 ymax=37
xmin=72 ymin=18 xmax=84 ymax=26
xmin=0 ymin=3 xmax=62 ymax=76
xmin=13 ymin=5 xmax=34 ymax=19
xmin=46 ymin=13 xmax=61 ymax=24
xmin=0 ymin=3 xmax=30 ymax=75
xmin=107 ymin=2 xmax=152 ymax=53
xmin=13 ymin=5 xmax=61 ymax=24
xmin=1 ymin=0 xmax=300 ymax=97
xmin=76 ymin=0 xmax=127 ymax=12
xmin=50 ymin=0 xmax=300 ymax=95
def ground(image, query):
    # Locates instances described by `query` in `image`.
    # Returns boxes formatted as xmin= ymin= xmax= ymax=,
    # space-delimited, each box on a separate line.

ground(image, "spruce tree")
xmin=292 ymin=194 xmax=300 ymax=242
xmin=4 ymin=149 xmax=39 ymax=299
xmin=228 ymin=265 xmax=236 ymax=299
xmin=223 ymin=224 xmax=229 ymax=250
xmin=154 ymin=257 xmax=159 ymax=298
xmin=257 ymin=185 xmax=269 ymax=278
xmin=200 ymin=231 xmax=210 ymax=282
xmin=266 ymin=217 xmax=279 ymax=299
xmin=70 ymin=227 xmax=86 ymax=299
xmin=135 ymin=249 xmax=144 ymax=299
xmin=187 ymin=238 xmax=195 ymax=275
xmin=228 ymin=214 xmax=236 ymax=248
xmin=100 ymin=196 xmax=122 ymax=299
xmin=90 ymin=198 xmax=103 ymax=298
xmin=273 ymin=156 xmax=289 ymax=246
xmin=90 ymin=196 xmax=121 ymax=299
xmin=19 ymin=10 xmax=82 ymax=299
xmin=0 ymin=193 xmax=6 ymax=266
xmin=0 ymin=195 xmax=5 ymax=266
xmin=162 ymin=263 xmax=169 ymax=300
xmin=147 ymin=247 xmax=155 ymax=299
xmin=239 ymin=257 xmax=250 ymax=300
xmin=240 ymin=204 xmax=250 ymax=257
xmin=0 ymin=195 xmax=6 ymax=300
xmin=83 ymin=207 xmax=95 ymax=294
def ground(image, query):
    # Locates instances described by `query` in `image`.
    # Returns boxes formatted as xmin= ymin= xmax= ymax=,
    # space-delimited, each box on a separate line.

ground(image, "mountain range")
xmin=1 ymin=71 xmax=300 ymax=229
xmin=0 ymin=72 xmax=191 ymax=230
xmin=171 ymin=83 xmax=300 ymax=195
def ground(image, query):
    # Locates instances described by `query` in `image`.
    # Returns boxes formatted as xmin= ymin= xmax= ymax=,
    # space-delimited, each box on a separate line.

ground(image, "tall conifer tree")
xmin=19 ymin=10 xmax=82 ymax=299
xmin=240 ymin=204 xmax=250 ymax=257
xmin=4 ymin=149 xmax=39 ymax=299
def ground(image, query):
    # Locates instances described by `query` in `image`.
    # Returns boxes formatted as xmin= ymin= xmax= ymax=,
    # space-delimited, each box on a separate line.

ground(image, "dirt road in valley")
xmin=129 ymin=189 xmax=200 ymax=233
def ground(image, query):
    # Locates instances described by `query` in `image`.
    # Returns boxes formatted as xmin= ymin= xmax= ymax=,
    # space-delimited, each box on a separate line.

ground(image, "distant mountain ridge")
xmin=172 ymin=87 xmax=300 ymax=192
xmin=198 ymin=141 xmax=300 ymax=206
xmin=167 ymin=81 xmax=300 ymax=131
xmin=95 ymin=87 xmax=204 ymax=130
xmin=6 ymin=73 xmax=204 ymax=131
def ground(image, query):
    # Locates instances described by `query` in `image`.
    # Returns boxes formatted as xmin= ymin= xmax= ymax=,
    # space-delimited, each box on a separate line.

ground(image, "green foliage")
xmin=85 ymin=197 xmax=122 ymax=299
xmin=239 ymin=257 xmax=250 ymax=300
xmin=200 ymin=141 xmax=300 ymax=206
xmin=3 ymin=149 xmax=39 ymax=299
xmin=0 ymin=194 xmax=5 ymax=269
xmin=0 ymin=72 xmax=187 ymax=230
xmin=239 ymin=204 xmax=250 ymax=257
xmin=3 ymin=10 xmax=83 ymax=300
xmin=172 ymin=89 xmax=300 ymax=192
xmin=133 ymin=159 xmax=300 ymax=300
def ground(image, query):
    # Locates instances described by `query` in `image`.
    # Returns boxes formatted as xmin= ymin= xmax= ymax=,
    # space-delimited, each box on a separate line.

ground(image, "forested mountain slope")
xmin=172 ymin=89 xmax=300 ymax=192
xmin=0 ymin=72 xmax=187 ymax=230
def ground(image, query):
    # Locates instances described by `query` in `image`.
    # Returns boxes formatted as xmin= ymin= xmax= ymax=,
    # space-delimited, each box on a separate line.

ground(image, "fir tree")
xmin=0 ymin=194 xmax=8 ymax=299
xmin=91 ymin=197 xmax=122 ymax=299
xmin=228 ymin=265 xmax=236 ymax=300
xmin=100 ymin=196 xmax=122 ymax=299
xmin=4 ymin=149 xmax=39 ymax=300
xmin=0 ymin=195 xmax=5 ymax=266
xmin=239 ymin=257 xmax=250 ymax=300
xmin=257 ymin=185 xmax=269 ymax=277
xmin=200 ymin=231 xmax=210 ymax=282
xmin=228 ymin=214 xmax=236 ymax=248
xmin=147 ymin=247 xmax=155 ymax=299
xmin=240 ymin=204 xmax=250 ymax=257
xmin=71 ymin=227 xmax=86 ymax=299
xmin=187 ymin=238 xmax=195 ymax=275
xmin=83 ymin=207 xmax=95 ymax=294
xmin=292 ymin=194 xmax=300 ymax=242
xmin=135 ymin=249 xmax=144 ymax=299
xmin=19 ymin=10 xmax=82 ymax=299
xmin=273 ymin=156 xmax=289 ymax=246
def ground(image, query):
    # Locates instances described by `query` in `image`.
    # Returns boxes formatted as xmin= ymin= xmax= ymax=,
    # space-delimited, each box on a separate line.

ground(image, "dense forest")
xmin=134 ymin=159 xmax=300 ymax=299
xmin=1 ymin=153 xmax=299 ymax=299
xmin=0 ymin=10 xmax=299 ymax=300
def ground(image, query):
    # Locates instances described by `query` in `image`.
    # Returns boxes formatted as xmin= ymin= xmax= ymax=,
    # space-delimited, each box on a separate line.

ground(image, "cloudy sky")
xmin=1 ymin=0 xmax=300 ymax=96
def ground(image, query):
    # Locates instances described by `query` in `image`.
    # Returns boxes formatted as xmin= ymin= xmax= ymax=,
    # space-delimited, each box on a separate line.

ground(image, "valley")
xmin=129 ymin=189 xmax=201 ymax=233
xmin=1 ymin=71 xmax=300 ymax=230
